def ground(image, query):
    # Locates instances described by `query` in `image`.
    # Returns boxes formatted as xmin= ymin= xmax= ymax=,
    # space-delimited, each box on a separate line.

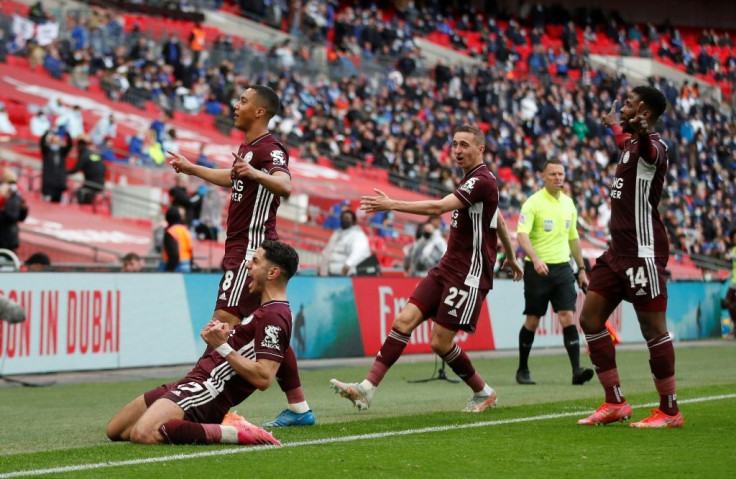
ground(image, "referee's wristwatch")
xmin=577 ymin=268 xmax=586 ymax=276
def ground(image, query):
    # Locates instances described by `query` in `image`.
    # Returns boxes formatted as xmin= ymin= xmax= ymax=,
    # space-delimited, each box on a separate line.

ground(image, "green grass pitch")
xmin=1 ymin=341 xmax=734 ymax=478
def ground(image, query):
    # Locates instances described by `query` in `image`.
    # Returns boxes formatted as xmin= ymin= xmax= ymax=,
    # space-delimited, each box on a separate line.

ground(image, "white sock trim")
xmin=220 ymin=425 xmax=238 ymax=444
xmin=288 ymin=401 xmax=310 ymax=414
xmin=477 ymin=384 xmax=493 ymax=396
xmin=360 ymin=379 xmax=375 ymax=391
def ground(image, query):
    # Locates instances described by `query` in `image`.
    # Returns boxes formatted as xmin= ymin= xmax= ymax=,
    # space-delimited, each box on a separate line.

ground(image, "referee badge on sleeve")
xmin=519 ymin=213 xmax=526 ymax=225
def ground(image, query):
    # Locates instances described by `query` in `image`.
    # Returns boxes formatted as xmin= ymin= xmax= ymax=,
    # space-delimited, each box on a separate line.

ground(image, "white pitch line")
xmin=1 ymin=394 xmax=733 ymax=478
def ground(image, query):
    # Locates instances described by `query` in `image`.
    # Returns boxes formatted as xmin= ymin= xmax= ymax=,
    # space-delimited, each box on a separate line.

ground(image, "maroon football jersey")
xmin=608 ymin=132 xmax=669 ymax=258
xmin=228 ymin=133 xmax=290 ymax=259
xmin=435 ymin=164 xmax=499 ymax=290
xmin=187 ymin=300 xmax=292 ymax=408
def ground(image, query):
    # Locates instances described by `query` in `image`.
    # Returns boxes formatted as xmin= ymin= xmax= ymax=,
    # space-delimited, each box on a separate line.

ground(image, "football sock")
xmin=585 ymin=329 xmax=624 ymax=403
xmin=562 ymin=325 xmax=581 ymax=371
xmin=287 ymin=400 xmax=310 ymax=414
xmin=518 ymin=326 xmax=535 ymax=370
xmin=159 ymin=419 xmax=214 ymax=444
xmin=366 ymin=327 xmax=410 ymax=386
xmin=276 ymin=346 xmax=302 ymax=391
xmin=647 ymin=333 xmax=679 ymax=415
xmin=441 ymin=344 xmax=485 ymax=393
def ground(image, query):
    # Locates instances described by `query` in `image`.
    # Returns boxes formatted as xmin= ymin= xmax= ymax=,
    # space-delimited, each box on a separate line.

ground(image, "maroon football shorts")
xmin=587 ymin=251 xmax=668 ymax=312
xmin=215 ymin=255 xmax=260 ymax=318
xmin=144 ymin=379 xmax=230 ymax=424
xmin=409 ymin=268 xmax=489 ymax=333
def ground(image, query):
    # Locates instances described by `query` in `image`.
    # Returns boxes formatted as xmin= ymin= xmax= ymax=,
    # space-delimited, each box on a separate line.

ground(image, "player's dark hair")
xmin=247 ymin=85 xmax=281 ymax=120
xmin=261 ymin=240 xmax=299 ymax=280
xmin=453 ymin=125 xmax=485 ymax=145
xmin=632 ymin=86 xmax=667 ymax=120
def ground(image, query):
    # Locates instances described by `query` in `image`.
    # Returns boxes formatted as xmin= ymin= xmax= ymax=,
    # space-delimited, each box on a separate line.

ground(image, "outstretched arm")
xmin=168 ymin=150 xmax=232 ymax=187
xmin=361 ymin=188 xmax=463 ymax=217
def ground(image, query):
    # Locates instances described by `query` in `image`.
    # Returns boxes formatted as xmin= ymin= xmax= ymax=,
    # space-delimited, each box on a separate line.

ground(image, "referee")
xmin=515 ymin=159 xmax=593 ymax=385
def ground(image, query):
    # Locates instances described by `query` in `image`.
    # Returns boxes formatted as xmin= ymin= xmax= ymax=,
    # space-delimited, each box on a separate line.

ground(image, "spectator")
xmin=188 ymin=22 xmax=206 ymax=64
xmin=28 ymin=2 xmax=49 ymax=24
xmin=160 ymin=206 xmax=193 ymax=272
xmin=24 ymin=252 xmax=51 ymax=271
xmin=40 ymin=128 xmax=73 ymax=203
xmin=162 ymin=33 xmax=182 ymax=67
xmin=0 ymin=28 xmax=7 ymax=63
xmin=195 ymin=144 xmax=214 ymax=168
xmin=149 ymin=110 xmax=172 ymax=147
xmin=29 ymin=110 xmax=51 ymax=137
xmin=100 ymin=136 xmax=125 ymax=164
xmin=89 ymin=114 xmax=117 ymax=146
xmin=55 ymin=105 xmax=85 ymax=139
xmin=194 ymin=184 xmax=223 ymax=241
xmin=121 ymin=252 xmax=144 ymax=272
xmin=168 ymin=174 xmax=196 ymax=225
xmin=43 ymin=46 xmax=64 ymax=80
xmin=68 ymin=135 xmax=106 ymax=204
xmin=370 ymin=211 xmax=398 ymax=238
xmin=404 ymin=221 xmax=446 ymax=277
xmin=0 ymin=103 xmax=16 ymax=134
xmin=319 ymin=209 xmax=371 ymax=276
xmin=0 ymin=169 xmax=29 ymax=251
xmin=322 ymin=199 xmax=351 ymax=230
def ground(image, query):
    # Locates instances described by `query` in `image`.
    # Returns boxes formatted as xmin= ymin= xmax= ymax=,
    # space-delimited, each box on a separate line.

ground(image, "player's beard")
xmin=621 ymin=118 xmax=635 ymax=134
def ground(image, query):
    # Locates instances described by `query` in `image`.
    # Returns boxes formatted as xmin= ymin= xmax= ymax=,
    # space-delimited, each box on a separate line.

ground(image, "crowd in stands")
xmin=0 ymin=0 xmax=734 ymax=269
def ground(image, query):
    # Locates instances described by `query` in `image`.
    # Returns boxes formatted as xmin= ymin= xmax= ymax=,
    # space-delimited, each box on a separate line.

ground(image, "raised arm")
xmin=602 ymin=101 xmax=629 ymax=149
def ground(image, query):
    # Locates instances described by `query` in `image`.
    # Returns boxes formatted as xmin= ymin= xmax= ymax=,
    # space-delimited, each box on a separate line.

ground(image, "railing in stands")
xmin=17 ymin=228 xmax=123 ymax=263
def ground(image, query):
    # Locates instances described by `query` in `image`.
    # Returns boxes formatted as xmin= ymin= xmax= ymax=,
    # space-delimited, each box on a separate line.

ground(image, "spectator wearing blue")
xmin=128 ymin=131 xmax=145 ymax=163
xmin=150 ymin=110 xmax=172 ymax=146
xmin=71 ymin=18 xmax=88 ymax=51
xmin=196 ymin=144 xmax=214 ymax=168
xmin=43 ymin=47 xmax=63 ymax=79
xmin=101 ymin=136 xmax=126 ymax=164
xmin=323 ymin=200 xmax=350 ymax=230
xmin=370 ymin=211 xmax=399 ymax=239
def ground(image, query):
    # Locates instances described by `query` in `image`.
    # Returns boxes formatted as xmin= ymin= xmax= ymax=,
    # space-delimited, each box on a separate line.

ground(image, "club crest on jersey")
xmin=270 ymin=150 xmax=286 ymax=166
xmin=243 ymin=151 xmax=253 ymax=163
xmin=460 ymin=177 xmax=478 ymax=194
xmin=543 ymin=219 xmax=554 ymax=232
xmin=621 ymin=151 xmax=630 ymax=164
xmin=261 ymin=325 xmax=281 ymax=349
